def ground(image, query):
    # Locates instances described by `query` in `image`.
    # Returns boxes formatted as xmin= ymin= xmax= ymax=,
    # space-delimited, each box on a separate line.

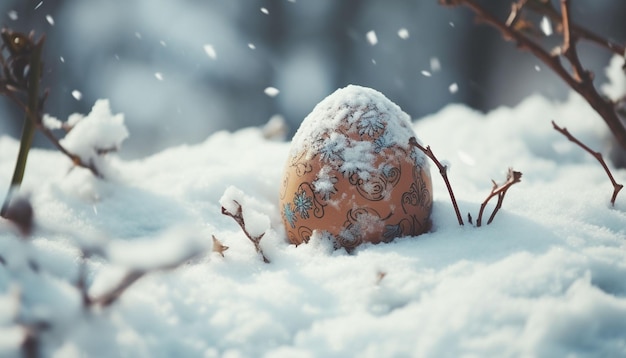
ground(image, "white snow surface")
xmin=1 ymin=84 xmax=626 ymax=357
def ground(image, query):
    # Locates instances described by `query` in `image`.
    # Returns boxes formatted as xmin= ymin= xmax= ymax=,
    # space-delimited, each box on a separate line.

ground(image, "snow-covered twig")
xmin=552 ymin=121 xmax=624 ymax=206
xmin=36 ymin=122 xmax=103 ymax=178
xmin=439 ymin=0 xmax=626 ymax=153
xmin=409 ymin=137 xmax=464 ymax=226
xmin=221 ymin=201 xmax=270 ymax=263
xmin=476 ymin=169 xmax=522 ymax=227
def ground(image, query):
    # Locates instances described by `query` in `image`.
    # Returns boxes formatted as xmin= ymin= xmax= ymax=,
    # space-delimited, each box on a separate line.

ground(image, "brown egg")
xmin=279 ymin=85 xmax=432 ymax=250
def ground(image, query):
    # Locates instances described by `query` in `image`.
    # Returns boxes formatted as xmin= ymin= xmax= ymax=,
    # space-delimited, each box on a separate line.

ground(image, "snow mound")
xmin=0 ymin=88 xmax=625 ymax=357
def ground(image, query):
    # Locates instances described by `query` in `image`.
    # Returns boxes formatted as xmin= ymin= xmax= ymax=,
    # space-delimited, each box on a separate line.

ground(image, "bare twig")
xmin=89 ymin=270 xmax=145 ymax=307
xmin=476 ymin=169 xmax=522 ymax=227
xmin=409 ymin=137 xmax=464 ymax=226
xmin=89 ymin=243 xmax=203 ymax=307
xmin=523 ymin=0 xmax=625 ymax=56
xmin=558 ymin=0 xmax=589 ymax=84
xmin=221 ymin=201 xmax=271 ymax=263
xmin=440 ymin=0 xmax=626 ymax=152
xmin=552 ymin=120 xmax=624 ymax=205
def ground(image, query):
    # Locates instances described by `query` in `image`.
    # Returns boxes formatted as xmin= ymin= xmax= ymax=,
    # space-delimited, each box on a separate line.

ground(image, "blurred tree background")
xmin=0 ymin=0 xmax=623 ymax=158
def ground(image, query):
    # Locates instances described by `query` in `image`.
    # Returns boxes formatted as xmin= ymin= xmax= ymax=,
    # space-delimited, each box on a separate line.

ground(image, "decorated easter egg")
xmin=279 ymin=85 xmax=432 ymax=249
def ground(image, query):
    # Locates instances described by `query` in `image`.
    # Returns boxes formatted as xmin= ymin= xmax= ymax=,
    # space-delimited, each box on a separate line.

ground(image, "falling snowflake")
xmin=397 ymin=28 xmax=409 ymax=39
xmin=71 ymin=90 xmax=82 ymax=100
xmin=540 ymin=16 xmax=553 ymax=36
xmin=203 ymin=44 xmax=217 ymax=60
xmin=283 ymin=203 xmax=297 ymax=229
xmin=293 ymin=190 xmax=313 ymax=219
xmin=366 ymin=30 xmax=378 ymax=46
xmin=358 ymin=110 xmax=385 ymax=137
xmin=264 ymin=87 xmax=280 ymax=97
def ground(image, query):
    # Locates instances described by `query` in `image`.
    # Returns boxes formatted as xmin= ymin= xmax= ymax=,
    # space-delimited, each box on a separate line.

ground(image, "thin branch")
xmin=221 ymin=201 xmax=271 ymax=263
xmin=552 ymin=120 xmax=623 ymax=205
xmin=559 ymin=0 xmax=588 ymax=84
xmin=89 ymin=270 xmax=145 ymax=307
xmin=524 ymin=0 xmax=625 ymax=56
xmin=476 ymin=169 xmax=522 ymax=227
xmin=1 ymin=35 xmax=44 ymax=218
xmin=505 ymin=0 xmax=527 ymax=28
xmin=89 ymin=244 xmax=203 ymax=307
xmin=409 ymin=137 xmax=464 ymax=226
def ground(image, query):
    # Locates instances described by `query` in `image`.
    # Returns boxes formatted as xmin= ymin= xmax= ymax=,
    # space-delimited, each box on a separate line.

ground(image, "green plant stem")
xmin=1 ymin=36 xmax=44 ymax=218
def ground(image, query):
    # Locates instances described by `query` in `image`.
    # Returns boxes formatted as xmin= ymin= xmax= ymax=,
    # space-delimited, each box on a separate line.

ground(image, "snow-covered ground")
xmin=1 ymin=63 xmax=626 ymax=357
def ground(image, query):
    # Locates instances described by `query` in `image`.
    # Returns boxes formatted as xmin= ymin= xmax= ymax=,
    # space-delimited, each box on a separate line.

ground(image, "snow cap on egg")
xmin=291 ymin=84 xmax=420 ymax=160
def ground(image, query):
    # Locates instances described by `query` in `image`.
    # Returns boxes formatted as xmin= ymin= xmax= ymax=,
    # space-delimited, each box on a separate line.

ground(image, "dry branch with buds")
xmin=474 ymin=169 xmax=523 ymax=227
xmin=409 ymin=137 xmax=522 ymax=227
xmin=439 ymin=0 xmax=626 ymax=153
xmin=221 ymin=201 xmax=270 ymax=263
xmin=0 ymin=28 xmax=103 ymax=218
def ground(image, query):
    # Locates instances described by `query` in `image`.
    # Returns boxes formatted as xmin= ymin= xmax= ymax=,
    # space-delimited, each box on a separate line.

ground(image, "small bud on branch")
xmin=221 ymin=201 xmax=270 ymax=263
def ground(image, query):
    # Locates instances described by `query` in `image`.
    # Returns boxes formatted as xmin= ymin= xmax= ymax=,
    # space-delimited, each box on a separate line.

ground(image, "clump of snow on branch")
xmin=220 ymin=186 xmax=270 ymax=239
xmin=59 ymin=99 xmax=129 ymax=166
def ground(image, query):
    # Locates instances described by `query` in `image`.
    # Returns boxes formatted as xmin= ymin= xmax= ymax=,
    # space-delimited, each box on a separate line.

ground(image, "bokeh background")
xmin=0 ymin=0 xmax=624 ymax=158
